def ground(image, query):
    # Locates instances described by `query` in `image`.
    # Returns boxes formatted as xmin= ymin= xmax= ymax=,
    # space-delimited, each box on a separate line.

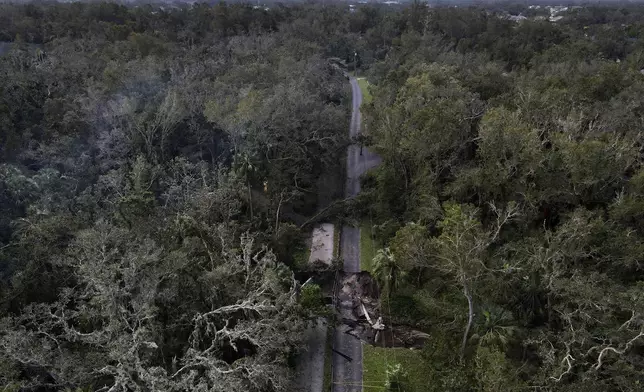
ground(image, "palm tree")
xmin=234 ymin=152 xmax=256 ymax=219
xmin=476 ymin=304 xmax=518 ymax=351
xmin=372 ymin=247 xmax=403 ymax=299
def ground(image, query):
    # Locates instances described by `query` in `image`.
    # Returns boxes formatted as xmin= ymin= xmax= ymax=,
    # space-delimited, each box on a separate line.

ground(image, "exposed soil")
xmin=309 ymin=223 xmax=334 ymax=266
xmin=335 ymin=271 xmax=429 ymax=349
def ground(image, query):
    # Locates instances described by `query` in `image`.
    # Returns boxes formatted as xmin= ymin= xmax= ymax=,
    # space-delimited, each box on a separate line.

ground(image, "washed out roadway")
xmin=332 ymin=77 xmax=381 ymax=392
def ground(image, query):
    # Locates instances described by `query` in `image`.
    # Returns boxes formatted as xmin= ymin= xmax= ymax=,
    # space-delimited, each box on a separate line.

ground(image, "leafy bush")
xmin=300 ymin=283 xmax=325 ymax=313
xmin=385 ymin=363 xmax=409 ymax=392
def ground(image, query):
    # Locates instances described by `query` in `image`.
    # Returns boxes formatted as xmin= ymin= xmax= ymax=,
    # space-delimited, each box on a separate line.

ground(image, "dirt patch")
xmin=375 ymin=325 xmax=430 ymax=348
xmin=335 ymin=272 xmax=429 ymax=349
xmin=335 ymin=272 xmax=378 ymax=342
xmin=309 ymin=223 xmax=334 ymax=266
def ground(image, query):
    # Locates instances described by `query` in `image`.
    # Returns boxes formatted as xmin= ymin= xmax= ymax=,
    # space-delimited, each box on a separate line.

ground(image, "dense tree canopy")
xmin=0 ymin=2 xmax=355 ymax=391
xmin=358 ymin=2 xmax=644 ymax=391
xmin=3 ymin=1 xmax=644 ymax=391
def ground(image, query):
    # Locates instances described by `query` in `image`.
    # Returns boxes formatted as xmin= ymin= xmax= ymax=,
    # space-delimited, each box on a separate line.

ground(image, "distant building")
xmin=508 ymin=14 xmax=527 ymax=22
xmin=547 ymin=6 xmax=568 ymax=22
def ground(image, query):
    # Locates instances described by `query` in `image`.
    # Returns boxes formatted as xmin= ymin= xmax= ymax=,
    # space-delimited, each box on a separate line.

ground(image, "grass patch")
xmin=357 ymin=78 xmax=373 ymax=105
xmin=333 ymin=223 xmax=340 ymax=259
xmin=360 ymin=222 xmax=377 ymax=273
xmin=323 ymin=325 xmax=333 ymax=392
xmin=362 ymin=345 xmax=428 ymax=392
xmin=388 ymin=293 xmax=431 ymax=328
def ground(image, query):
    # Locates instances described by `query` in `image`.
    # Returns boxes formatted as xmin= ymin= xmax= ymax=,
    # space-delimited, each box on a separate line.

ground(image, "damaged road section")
xmin=334 ymin=272 xmax=431 ymax=349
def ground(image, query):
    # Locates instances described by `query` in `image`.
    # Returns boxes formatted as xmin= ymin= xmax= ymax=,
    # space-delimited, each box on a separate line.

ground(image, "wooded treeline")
xmin=0 ymin=2 xmax=358 ymax=391
xmin=360 ymin=3 xmax=644 ymax=392
xmin=2 ymin=1 xmax=644 ymax=391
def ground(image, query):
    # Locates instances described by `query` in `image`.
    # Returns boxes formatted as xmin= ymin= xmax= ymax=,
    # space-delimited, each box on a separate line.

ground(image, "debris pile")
xmin=334 ymin=272 xmax=429 ymax=348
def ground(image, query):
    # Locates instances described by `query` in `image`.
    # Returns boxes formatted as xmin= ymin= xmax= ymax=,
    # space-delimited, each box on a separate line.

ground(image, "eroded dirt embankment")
xmin=335 ymin=272 xmax=429 ymax=349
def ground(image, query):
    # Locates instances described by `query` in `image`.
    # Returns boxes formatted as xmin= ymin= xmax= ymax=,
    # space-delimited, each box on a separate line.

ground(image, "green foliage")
xmin=372 ymin=247 xmax=403 ymax=299
xmin=0 ymin=3 xmax=356 ymax=390
xmin=322 ymin=325 xmax=334 ymax=392
xmin=292 ymin=246 xmax=311 ymax=271
xmin=360 ymin=222 xmax=378 ymax=273
xmin=300 ymin=283 xmax=324 ymax=313
xmin=451 ymin=107 xmax=543 ymax=203
xmin=372 ymin=64 xmax=482 ymax=173
xmin=389 ymin=223 xmax=432 ymax=279
xmin=475 ymin=305 xmax=518 ymax=351
xmin=3 ymin=1 xmax=644 ymax=390
xmin=1 ymin=384 xmax=20 ymax=392
xmin=127 ymin=32 xmax=167 ymax=57
xmin=610 ymin=168 xmax=644 ymax=233
xmin=0 ymin=355 xmax=19 ymax=388
xmin=357 ymin=77 xmax=373 ymax=104
xmin=363 ymin=345 xmax=429 ymax=392
xmin=360 ymin=3 xmax=644 ymax=389
xmin=273 ymin=223 xmax=308 ymax=269
xmin=475 ymin=346 xmax=525 ymax=392
xmin=419 ymin=328 xmax=473 ymax=391
xmin=558 ymin=132 xmax=637 ymax=204
xmin=385 ymin=363 xmax=409 ymax=392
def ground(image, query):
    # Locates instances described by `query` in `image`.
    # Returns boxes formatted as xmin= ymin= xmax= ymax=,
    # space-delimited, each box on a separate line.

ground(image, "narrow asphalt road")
xmin=295 ymin=317 xmax=327 ymax=392
xmin=341 ymin=77 xmax=381 ymax=273
xmin=333 ymin=77 xmax=381 ymax=392
xmin=294 ymin=224 xmax=335 ymax=392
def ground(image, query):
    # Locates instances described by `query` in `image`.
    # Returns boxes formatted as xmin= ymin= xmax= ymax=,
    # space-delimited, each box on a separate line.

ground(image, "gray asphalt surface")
xmin=345 ymin=78 xmax=381 ymax=198
xmin=342 ymin=78 xmax=382 ymax=274
xmin=332 ymin=77 xmax=381 ymax=392
xmin=295 ymin=318 xmax=327 ymax=392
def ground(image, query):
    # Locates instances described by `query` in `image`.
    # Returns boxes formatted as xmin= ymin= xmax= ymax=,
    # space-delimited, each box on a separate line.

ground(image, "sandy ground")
xmin=309 ymin=223 xmax=335 ymax=266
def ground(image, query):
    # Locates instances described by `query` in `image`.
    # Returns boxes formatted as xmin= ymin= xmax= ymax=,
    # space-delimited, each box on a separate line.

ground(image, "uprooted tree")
xmin=1 ymin=225 xmax=305 ymax=392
